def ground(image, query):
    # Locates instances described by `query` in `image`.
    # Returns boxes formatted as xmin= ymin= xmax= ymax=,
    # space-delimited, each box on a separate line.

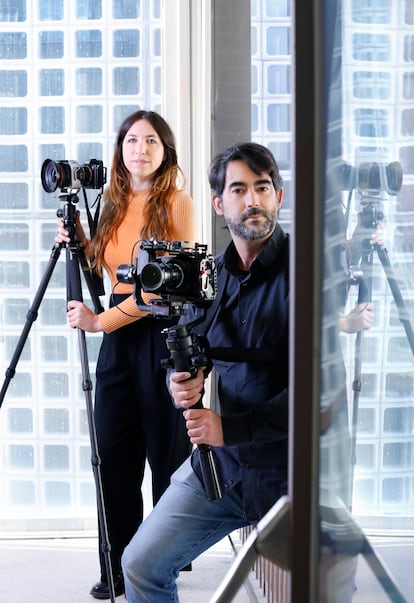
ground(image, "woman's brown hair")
xmin=90 ymin=110 xmax=185 ymax=275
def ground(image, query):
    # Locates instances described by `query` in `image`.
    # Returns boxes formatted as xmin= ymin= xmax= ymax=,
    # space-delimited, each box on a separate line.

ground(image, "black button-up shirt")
xmin=189 ymin=224 xmax=290 ymax=522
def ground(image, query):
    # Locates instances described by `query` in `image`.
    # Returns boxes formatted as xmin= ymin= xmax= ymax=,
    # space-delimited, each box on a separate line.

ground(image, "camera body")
xmin=41 ymin=158 xmax=107 ymax=193
xmin=117 ymin=239 xmax=217 ymax=318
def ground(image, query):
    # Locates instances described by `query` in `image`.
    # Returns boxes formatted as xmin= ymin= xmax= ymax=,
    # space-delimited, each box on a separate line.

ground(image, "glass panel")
xmin=0 ymin=0 xmax=165 ymax=534
xmin=320 ymin=0 xmax=414 ymax=600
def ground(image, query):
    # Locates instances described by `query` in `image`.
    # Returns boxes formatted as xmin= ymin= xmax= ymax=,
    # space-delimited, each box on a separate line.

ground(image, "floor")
xmin=0 ymin=532 xmax=266 ymax=603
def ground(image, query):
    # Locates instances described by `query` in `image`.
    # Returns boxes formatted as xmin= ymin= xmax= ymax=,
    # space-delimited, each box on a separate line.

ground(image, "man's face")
xmin=212 ymin=160 xmax=283 ymax=241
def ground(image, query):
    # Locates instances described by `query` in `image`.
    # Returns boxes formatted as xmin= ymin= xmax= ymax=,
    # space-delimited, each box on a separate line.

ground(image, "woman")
xmin=56 ymin=110 xmax=194 ymax=599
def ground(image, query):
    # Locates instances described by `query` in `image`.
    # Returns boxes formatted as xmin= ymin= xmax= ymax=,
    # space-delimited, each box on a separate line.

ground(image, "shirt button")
xmin=241 ymin=318 xmax=246 ymax=324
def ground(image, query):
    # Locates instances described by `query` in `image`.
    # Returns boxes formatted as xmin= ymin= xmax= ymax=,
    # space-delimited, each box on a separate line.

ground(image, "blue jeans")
xmin=121 ymin=457 xmax=250 ymax=602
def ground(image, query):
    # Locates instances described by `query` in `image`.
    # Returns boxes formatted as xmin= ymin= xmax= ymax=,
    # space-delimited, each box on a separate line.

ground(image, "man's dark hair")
xmin=208 ymin=142 xmax=283 ymax=197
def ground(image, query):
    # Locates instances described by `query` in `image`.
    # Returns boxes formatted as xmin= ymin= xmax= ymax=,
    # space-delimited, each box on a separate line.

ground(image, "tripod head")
xmin=56 ymin=192 xmax=80 ymax=240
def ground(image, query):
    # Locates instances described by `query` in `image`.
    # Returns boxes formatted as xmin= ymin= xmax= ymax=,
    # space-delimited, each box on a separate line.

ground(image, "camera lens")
xmin=41 ymin=159 xmax=74 ymax=193
xmin=141 ymin=262 xmax=184 ymax=292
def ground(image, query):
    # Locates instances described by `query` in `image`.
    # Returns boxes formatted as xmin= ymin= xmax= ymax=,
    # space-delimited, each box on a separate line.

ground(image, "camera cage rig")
xmin=117 ymin=238 xmax=223 ymax=500
xmin=117 ymin=238 xmax=217 ymax=320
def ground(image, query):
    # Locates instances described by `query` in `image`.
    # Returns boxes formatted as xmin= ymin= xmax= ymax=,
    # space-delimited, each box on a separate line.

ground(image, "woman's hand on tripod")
xmin=67 ymin=300 xmax=102 ymax=332
xmin=55 ymin=214 xmax=87 ymax=245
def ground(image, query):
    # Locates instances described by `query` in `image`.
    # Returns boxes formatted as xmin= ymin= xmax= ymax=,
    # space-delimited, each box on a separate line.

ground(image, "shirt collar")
xmin=224 ymin=223 xmax=287 ymax=276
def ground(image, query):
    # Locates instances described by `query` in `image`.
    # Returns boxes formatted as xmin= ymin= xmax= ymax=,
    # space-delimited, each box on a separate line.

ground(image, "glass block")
xmin=0 ymin=32 xmax=27 ymax=59
xmin=41 ymin=223 xmax=61 ymax=251
xmin=401 ymin=109 xmax=414 ymax=136
xmin=352 ymin=33 xmax=390 ymax=62
xmin=153 ymin=66 xmax=161 ymax=95
xmin=0 ymin=145 xmax=28 ymax=172
xmin=78 ymin=408 xmax=89 ymax=435
xmin=351 ymin=0 xmax=390 ymax=24
xmin=40 ymin=106 xmax=65 ymax=134
xmin=399 ymin=145 xmax=414 ymax=174
xmin=152 ymin=28 xmax=161 ymax=56
xmin=406 ymin=1 xmax=414 ymax=25
xmin=43 ymin=373 xmax=69 ymax=397
xmin=268 ymin=141 xmax=291 ymax=171
xmin=5 ymin=335 xmax=31 ymax=362
xmin=76 ymin=30 xmax=102 ymax=58
xmin=44 ymin=409 xmax=69 ymax=434
xmin=8 ymin=408 xmax=33 ymax=432
xmin=403 ymin=35 xmax=414 ymax=62
xmin=267 ymin=103 xmax=291 ymax=132
xmin=0 ymin=183 xmax=28 ymax=209
xmin=113 ymin=29 xmax=139 ymax=57
xmin=9 ymin=444 xmax=34 ymax=469
xmin=77 ymin=0 xmax=102 ymax=20
xmin=44 ymin=444 xmax=69 ymax=470
xmin=39 ymin=298 xmax=67 ymax=325
xmin=353 ymin=71 xmax=390 ymax=100
xmin=40 ymin=69 xmax=65 ymax=96
xmin=76 ymin=143 xmax=103 ymax=164
xmin=396 ymin=184 xmax=414 ymax=212
xmin=39 ymin=144 xmax=66 ymax=166
xmin=0 ymin=223 xmax=29 ymax=250
xmin=354 ymin=108 xmax=389 ymax=138
xmin=76 ymin=68 xmax=102 ymax=95
xmin=357 ymin=407 xmax=376 ymax=433
xmin=387 ymin=336 xmax=413 ymax=363
xmin=80 ymin=481 xmax=95 ymax=506
xmin=39 ymin=31 xmax=64 ymax=59
xmin=266 ymin=0 xmax=290 ymax=17
xmin=113 ymin=67 xmax=139 ymax=95
xmin=2 ymin=298 xmax=29 ymax=324
xmin=113 ymin=0 xmax=140 ymax=19
xmin=0 ymin=70 xmax=27 ymax=97
xmin=10 ymin=480 xmax=35 ymax=505
xmin=76 ymin=105 xmax=103 ymax=133
xmin=39 ymin=0 xmax=64 ymax=20
xmin=384 ymin=407 xmax=414 ymax=434
xmin=383 ymin=442 xmax=413 ymax=468
xmin=359 ymin=373 xmax=378 ymax=399
xmin=44 ymin=481 xmax=71 ymax=505
xmin=382 ymin=477 xmax=404 ymax=503
xmin=353 ymin=478 xmax=375 ymax=505
xmin=41 ymin=336 xmax=68 ymax=362
xmin=266 ymin=26 xmax=290 ymax=56
xmin=356 ymin=443 xmax=376 ymax=468
xmin=267 ymin=65 xmax=291 ymax=95
xmin=79 ymin=445 xmax=91 ymax=471
xmin=251 ymin=102 xmax=259 ymax=131
xmin=113 ymin=105 xmax=141 ymax=129
xmin=39 ymin=259 xmax=66 ymax=288
xmin=0 ymin=261 xmax=30 ymax=289
xmin=7 ymin=373 xmax=32 ymax=398
xmin=0 ymin=0 xmax=26 ymax=21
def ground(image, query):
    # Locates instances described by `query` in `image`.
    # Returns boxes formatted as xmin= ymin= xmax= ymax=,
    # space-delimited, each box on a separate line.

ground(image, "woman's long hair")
xmin=90 ymin=110 xmax=185 ymax=275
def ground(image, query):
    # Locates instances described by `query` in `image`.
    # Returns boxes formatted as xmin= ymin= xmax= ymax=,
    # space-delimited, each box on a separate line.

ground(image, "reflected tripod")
xmin=349 ymin=201 xmax=414 ymax=507
xmin=0 ymin=193 xmax=116 ymax=603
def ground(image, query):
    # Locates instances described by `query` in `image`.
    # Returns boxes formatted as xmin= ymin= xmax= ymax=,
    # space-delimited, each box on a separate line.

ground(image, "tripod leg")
xmin=65 ymin=244 xmax=116 ymax=603
xmin=0 ymin=244 xmax=62 ymax=409
xmin=375 ymin=243 xmax=414 ymax=357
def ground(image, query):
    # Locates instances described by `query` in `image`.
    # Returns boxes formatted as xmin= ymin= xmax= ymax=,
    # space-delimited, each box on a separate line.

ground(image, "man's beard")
xmin=225 ymin=207 xmax=277 ymax=240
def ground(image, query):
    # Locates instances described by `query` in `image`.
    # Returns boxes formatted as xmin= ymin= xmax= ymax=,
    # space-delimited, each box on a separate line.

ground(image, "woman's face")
xmin=122 ymin=118 xmax=165 ymax=189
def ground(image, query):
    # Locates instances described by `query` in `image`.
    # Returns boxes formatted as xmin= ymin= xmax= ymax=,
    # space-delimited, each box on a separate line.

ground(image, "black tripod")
xmin=349 ymin=201 xmax=414 ymax=507
xmin=0 ymin=194 xmax=116 ymax=603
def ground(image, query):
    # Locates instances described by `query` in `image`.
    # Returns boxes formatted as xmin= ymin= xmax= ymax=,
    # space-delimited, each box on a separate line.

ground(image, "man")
xmin=121 ymin=142 xmax=290 ymax=602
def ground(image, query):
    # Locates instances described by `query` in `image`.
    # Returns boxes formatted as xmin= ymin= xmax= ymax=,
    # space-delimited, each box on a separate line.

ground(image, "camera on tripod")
xmin=339 ymin=154 xmax=403 ymax=198
xmin=41 ymin=158 xmax=107 ymax=194
xmin=117 ymin=239 xmax=217 ymax=318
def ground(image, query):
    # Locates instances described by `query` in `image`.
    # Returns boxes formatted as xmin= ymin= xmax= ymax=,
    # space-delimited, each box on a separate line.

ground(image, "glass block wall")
xmin=341 ymin=0 xmax=414 ymax=518
xmin=251 ymin=0 xmax=292 ymax=228
xmin=0 ymin=0 xmax=161 ymax=529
